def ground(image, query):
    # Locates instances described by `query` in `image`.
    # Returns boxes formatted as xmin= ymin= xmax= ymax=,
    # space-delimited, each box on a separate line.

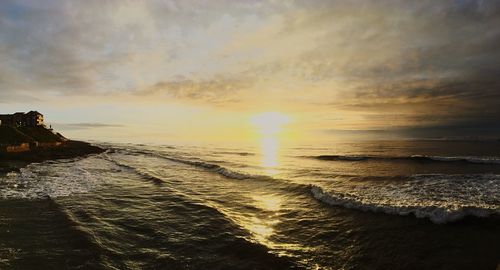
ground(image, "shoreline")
xmin=0 ymin=141 xmax=105 ymax=175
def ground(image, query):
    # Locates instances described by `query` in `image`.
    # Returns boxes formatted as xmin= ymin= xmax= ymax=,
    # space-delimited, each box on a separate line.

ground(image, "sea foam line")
xmin=0 ymin=160 xmax=97 ymax=200
xmin=156 ymin=155 xmax=270 ymax=180
xmin=313 ymin=155 xmax=500 ymax=164
xmin=309 ymin=183 xmax=499 ymax=224
xmin=111 ymin=149 xmax=269 ymax=180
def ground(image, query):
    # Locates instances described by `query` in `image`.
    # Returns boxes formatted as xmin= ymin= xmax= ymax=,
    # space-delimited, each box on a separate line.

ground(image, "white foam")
xmin=438 ymin=156 xmax=500 ymax=164
xmin=316 ymin=154 xmax=500 ymax=164
xmin=310 ymin=174 xmax=500 ymax=224
xmin=0 ymin=158 xmax=104 ymax=200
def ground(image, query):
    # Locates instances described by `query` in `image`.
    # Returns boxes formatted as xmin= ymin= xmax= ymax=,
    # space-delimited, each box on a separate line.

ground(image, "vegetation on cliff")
xmin=0 ymin=126 xmax=64 ymax=145
xmin=0 ymin=126 xmax=104 ymax=171
xmin=0 ymin=126 xmax=33 ymax=144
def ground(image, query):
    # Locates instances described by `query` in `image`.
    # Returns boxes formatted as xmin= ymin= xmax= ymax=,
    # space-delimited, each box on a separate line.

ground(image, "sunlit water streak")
xmin=260 ymin=136 xmax=280 ymax=176
xmin=0 ymin=140 xmax=499 ymax=269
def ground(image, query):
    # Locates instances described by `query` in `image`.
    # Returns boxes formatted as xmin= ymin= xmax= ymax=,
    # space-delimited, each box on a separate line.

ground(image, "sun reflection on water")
xmin=253 ymin=193 xmax=282 ymax=212
xmin=260 ymin=136 xmax=279 ymax=175
xmin=240 ymin=193 xmax=307 ymax=257
xmin=251 ymin=112 xmax=290 ymax=176
xmin=244 ymin=193 xmax=283 ymax=244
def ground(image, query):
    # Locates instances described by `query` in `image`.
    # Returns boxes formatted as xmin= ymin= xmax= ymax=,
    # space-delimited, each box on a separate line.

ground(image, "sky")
xmin=1 ymin=0 xmax=499 ymax=144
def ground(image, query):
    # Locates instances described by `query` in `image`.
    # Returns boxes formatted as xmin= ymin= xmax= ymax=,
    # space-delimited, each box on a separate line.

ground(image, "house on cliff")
xmin=0 ymin=111 xmax=65 ymax=153
xmin=0 ymin=111 xmax=44 ymax=127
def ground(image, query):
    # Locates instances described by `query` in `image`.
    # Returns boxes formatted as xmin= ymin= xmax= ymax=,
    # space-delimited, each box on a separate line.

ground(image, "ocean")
xmin=0 ymin=140 xmax=499 ymax=269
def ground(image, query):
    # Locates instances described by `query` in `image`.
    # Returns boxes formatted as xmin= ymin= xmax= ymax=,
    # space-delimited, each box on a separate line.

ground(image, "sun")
xmin=250 ymin=112 xmax=290 ymax=136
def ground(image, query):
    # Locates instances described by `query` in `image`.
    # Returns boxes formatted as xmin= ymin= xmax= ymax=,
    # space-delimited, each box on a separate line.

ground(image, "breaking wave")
xmin=315 ymin=155 xmax=369 ymax=161
xmin=155 ymin=155 xmax=269 ymax=180
xmin=213 ymin=151 xmax=255 ymax=156
xmin=313 ymin=155 xmax=500 ymax=164
xmin=0 ymin=158 xmax=103 ymax=200
xmin=109 ymin=149 xmax=269 ymax=181
xmin=114 ymin=148 xmax=500 ymax=223
xmin=308 ymin=174 xmax=500 ymax=224
xmin=103 ymin=155 xmax=165 ymax=184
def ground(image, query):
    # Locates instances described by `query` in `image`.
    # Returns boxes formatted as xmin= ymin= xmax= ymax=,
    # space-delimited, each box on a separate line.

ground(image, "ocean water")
xmin=0 ymin=140 xmax=499 ymax=269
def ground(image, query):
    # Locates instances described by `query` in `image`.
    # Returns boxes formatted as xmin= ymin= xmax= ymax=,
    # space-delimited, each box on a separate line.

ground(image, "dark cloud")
xmin=270 ymin=0 xmax=500 ymax=82
xmin=326 ymin=120 xmax=500 ymax=140
xmin=330 ymin=78 xmax=500 ymax=129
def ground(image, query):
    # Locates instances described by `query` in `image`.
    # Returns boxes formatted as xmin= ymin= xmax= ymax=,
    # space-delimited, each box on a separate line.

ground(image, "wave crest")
xmin=112 ymin=149 xmax=269 ymax=180
xmin=314 ymin=155 xmax=500 ymax=164
xmin=158 ymin=155 xmax=268 ymax=180
xmin=309 ymin=178 xmax=500 ymax=224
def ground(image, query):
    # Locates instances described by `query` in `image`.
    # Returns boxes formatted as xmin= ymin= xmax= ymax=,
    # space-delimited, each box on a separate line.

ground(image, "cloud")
xmin=326 ymin=119 xmax=500 ymax=140
xmin=0 ymin=0 xmax=499 ymax=137
xmin=53 ymin=122 xmax=124 ymax=130
xmin=0 ymin=91 xmax=41 ymax=103
xmin=136 ymin=76 xmax=252 ymax=104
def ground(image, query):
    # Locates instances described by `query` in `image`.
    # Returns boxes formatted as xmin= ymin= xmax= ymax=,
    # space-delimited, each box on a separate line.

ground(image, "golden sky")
xmin=1 ymin=0 xmax=499 ymax=143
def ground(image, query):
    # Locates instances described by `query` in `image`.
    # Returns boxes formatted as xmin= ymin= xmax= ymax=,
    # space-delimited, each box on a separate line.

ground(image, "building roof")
xmin=27 ymin=111 xmax=43 ymax=116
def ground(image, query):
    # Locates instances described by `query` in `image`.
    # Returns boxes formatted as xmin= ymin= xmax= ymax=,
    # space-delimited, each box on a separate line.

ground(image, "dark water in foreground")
xmin=1 ymin=140 xmax=499 ymax=269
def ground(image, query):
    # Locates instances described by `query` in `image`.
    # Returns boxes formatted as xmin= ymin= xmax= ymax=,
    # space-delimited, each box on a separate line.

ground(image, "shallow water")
xmin=1 ymin=140 xmax=499 ymax=269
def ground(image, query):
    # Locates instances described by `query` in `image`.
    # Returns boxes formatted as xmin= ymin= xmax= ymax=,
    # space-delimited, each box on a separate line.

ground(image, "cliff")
xmin=0 ymin=126 xmax=104 ymax=173
xmin=0 ymin=126 xmax=35 ymax=145
xmin=0 ymin=125 xmax=64 ymax=145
